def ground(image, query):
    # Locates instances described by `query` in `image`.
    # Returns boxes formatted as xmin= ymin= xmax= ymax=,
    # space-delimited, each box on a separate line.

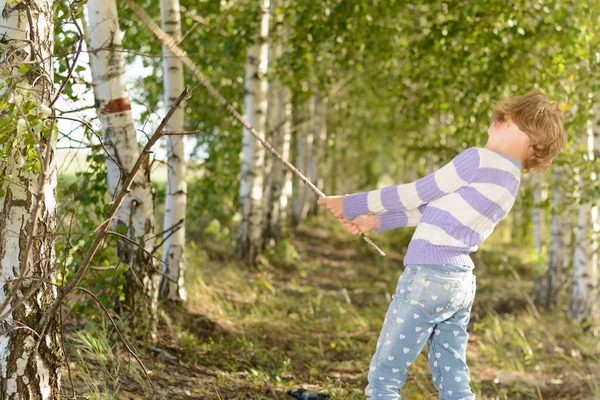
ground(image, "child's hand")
xmin=338 ymin=216 xmax=363 ymax=235
xmin=317 ymin=195 xmax=344 ymax=218
xmin=342 ymin=215 xmax=380 ymax=235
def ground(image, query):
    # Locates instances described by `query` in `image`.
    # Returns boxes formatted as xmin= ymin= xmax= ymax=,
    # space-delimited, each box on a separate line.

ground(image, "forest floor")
xmin=61 ymin=215 xmax=600 ymax=400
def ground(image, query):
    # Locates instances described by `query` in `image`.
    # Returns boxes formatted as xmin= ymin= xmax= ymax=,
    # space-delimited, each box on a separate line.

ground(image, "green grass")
xmin=62 ymin=214 xmax=600 ymax=399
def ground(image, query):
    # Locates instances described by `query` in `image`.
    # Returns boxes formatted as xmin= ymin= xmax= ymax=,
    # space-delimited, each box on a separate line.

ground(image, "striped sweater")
xmin=342 ymin=147 xmax=522 ymax=267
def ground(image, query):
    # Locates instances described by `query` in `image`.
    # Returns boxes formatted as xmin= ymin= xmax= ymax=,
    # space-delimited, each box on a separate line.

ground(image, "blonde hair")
xmin=490 ymin=88 xmax=567 ymax=173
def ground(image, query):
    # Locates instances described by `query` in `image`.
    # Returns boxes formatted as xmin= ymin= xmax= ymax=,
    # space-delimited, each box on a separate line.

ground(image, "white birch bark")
xmin=268 ymin=85 xmax=292 ymax=238
xmin=308 ymin=94 xmax=328 ymax=216
xmin=87 ymin=0 xmax=160 ymax=340
xmin=265 ymin=2 xmax=292 ymax=240
xmin=159 ymin=0 xmax=187 ymax=302
xmin=0 ymin=1 xmax=62 ymax=398
xmin=262 ymin=6 xmax=278 ymax=248
xmin=532 ymin=172 xmax=548 ymax=304
xmin=327 ymin=128 xmax=340 ymax=196
xmin=545 ymin=161 xmax=573 ymax=307
xmin=237 ymin=0 xmax=270 ymax=264
xmin=292 ymin=101 xmax=311 ymax=223
xmin=568 ymin=119 xmax=599 ymax=331
xmin=307 ymin=94 xmax=318 ymax=215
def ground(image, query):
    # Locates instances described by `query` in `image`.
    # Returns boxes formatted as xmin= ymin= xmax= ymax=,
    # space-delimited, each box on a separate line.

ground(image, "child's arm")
xmin=342 ymin=205 xmax=426 ymax=235
xmin=372 ymin=204 xmax=426 ymax=232
xmin=343 ymin=147 xmax=480 ymax=221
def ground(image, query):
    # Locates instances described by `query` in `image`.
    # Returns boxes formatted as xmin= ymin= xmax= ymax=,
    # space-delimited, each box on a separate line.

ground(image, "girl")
xmin=318 ymin=88 xmax=566 ymax=399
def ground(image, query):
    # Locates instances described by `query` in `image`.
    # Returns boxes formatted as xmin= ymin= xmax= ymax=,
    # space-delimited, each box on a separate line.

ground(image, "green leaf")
xmin=27 ymin=148 xmax=38 ymax=161
xmin=31 ymin=161 xmax=41 ymax=174
xmin=18 ymin=63 xmax=31 ymax=74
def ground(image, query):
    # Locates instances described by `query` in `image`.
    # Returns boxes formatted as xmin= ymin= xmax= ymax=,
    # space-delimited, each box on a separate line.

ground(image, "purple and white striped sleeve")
xmin=343 ymin=147 xmax=480 ymax=221
xmin=373 ymin=204 xmax=427 ymax=233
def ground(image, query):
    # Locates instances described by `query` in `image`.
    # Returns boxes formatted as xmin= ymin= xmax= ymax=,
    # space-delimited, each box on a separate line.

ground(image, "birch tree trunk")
xmin=308 ymin=94 xmax=328 ymax=216
xmin=307 ymin=94 xmax=318 ymax=216
xmin=236 ymin=0 xmax=270 ymax=264
xmin=532 ymin=172 xmax=548 ymax=305
xmin=0 ymin=1 xmax=62 ymax=398
xmin=88 ymin=0 xmax=160 ymax=341
xmin=159 ymin=0 xmax=187 ymax=302
xmin=568 ymin=119 xmax=599 ymax=332
xmin=292 ymin=100 xmax=311 ymax=224
xmin=262 ymin=2 xmax=278 ymax=250
xmin=267 ymin=84 xmax=293 ymax=239
xmin=264 ymin=3 xmax=292 ymax=242
xmin=545 ymin=161 xmax=573 ymax=308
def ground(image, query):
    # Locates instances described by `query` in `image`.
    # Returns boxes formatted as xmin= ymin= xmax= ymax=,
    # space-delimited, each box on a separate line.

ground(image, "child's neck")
xmin=484 ymin=144 xmax=524 ymax=164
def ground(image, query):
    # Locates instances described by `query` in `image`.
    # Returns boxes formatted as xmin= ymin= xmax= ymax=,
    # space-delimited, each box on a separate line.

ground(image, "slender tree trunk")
xmin=292 ymin=99 xmax=310 ymax=225
xmin=568 ymin=120 xmax=599 ymax=332
xmin=545 ymin=161 xmax=573 ymax=308
xmin=0 ymin=1 xmax=62 ymax=398
xmin=278 ymin=91 xmax=293 ymax=230
xmin=87 ymin=0 xmax=159 ymax=341
xmin=327 ymin=129 xmax=337 ymax=195
xmin=308 ymin=94 xmax=329 ymax=216
xmin=269 ymin=85 xmax=293 ymax=238
xmin=532 ymin=172 xmax=548 ymax=305
xmin=159 ymin=0 xmax=187 ymax=302
xmin=307 ymin=93 xmax=318 ymax=215
xmin=264 ymin=2 xmax=292 ymax=242
xmin=511 ymin=182 xmax=529 ymax=246
xmin=262 ymin=2 xmax=278 ymax=250
xmin=236 ymin=0 xmax=270 ymax=265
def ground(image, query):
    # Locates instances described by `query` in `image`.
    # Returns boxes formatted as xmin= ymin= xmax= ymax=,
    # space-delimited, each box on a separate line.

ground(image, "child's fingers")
xmin=340 ymin=219 xmax=362 ymax=235
xmin=336 ymin=215 xmax=363 ymax=235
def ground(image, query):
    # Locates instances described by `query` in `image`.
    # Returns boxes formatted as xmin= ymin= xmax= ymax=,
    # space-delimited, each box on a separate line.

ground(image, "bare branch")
xmin=106 ymin=230 xmax=166 ymax=266
xmin=151 ymin=219 xmax=183 ymax=254
xmin=49 ymin=0 xmax=84 ymax=108
xmin=57 ymin=104 xmax=95 ymax=115
xmin=148 ymin=218 xmax=183 ymax=243
xmin=162 ymin=130 xmax=203 ymax=135
xmin=50 ymin=115 xmax=123 ymax=170
xmin=89 ymin=265 xmax=117 ymax=271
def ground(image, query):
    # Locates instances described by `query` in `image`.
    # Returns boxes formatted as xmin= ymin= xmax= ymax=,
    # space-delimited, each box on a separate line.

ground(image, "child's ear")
xmin=525 ymin=144 xmax=535 ymax=159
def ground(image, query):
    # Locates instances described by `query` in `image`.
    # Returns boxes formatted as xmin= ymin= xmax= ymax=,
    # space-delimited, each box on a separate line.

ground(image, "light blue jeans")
xmin=365 ymin=263 xmax=477 ymax=400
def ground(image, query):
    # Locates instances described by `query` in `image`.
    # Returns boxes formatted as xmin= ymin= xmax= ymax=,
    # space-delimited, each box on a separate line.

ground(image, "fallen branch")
xmin=123 ymin=0 xmax=385 ymax=257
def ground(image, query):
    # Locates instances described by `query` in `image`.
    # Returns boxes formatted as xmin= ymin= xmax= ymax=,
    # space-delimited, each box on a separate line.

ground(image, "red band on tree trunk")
xmin=103 ymin=97 xmax=132 ymax=113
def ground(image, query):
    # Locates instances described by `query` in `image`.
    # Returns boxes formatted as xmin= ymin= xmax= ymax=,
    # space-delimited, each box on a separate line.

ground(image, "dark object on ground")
xmin=286 ymin=388 xmax=330 ymax=400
